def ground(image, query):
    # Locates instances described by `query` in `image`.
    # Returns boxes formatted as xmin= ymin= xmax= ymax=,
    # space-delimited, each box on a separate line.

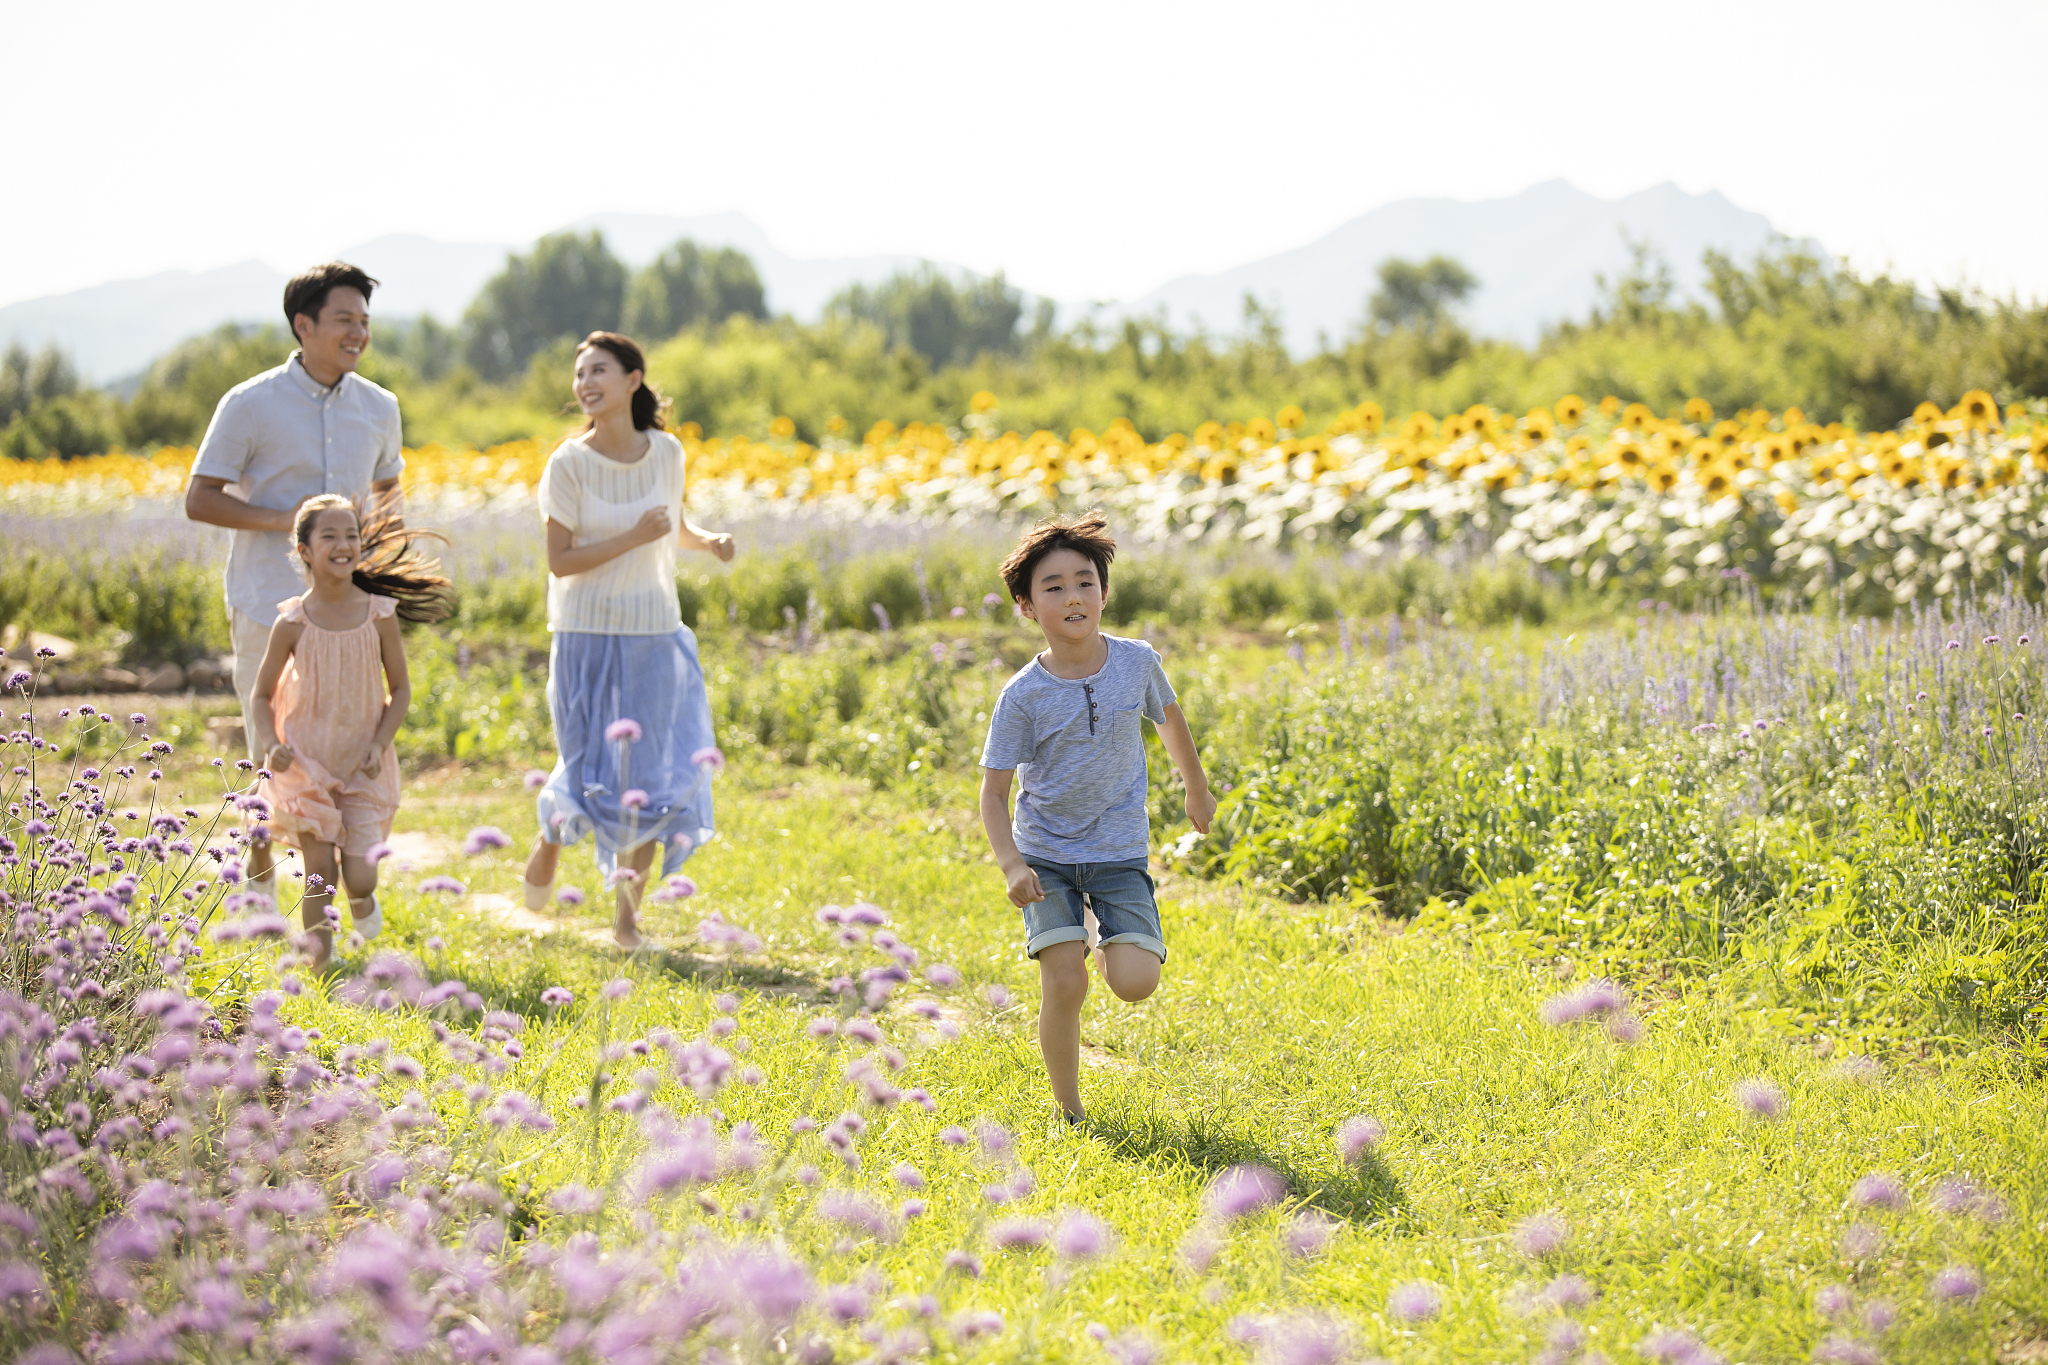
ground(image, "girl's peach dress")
xmin=262 ymin=595 xmax=401 ymax=854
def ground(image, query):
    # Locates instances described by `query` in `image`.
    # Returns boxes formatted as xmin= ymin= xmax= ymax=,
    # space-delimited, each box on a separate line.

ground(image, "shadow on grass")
xmin=1087 ymin=1105 xmax=1415 ymax=1228
xmin=354 ymin=931 xmax=828 ymax=1021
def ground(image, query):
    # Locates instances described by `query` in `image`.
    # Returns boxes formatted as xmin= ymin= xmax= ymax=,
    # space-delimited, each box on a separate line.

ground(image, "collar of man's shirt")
xmin=284 ymin=351 xmax=344 ymax=400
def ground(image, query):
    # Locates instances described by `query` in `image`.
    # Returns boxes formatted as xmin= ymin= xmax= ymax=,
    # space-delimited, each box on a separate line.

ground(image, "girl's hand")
xmin=358 ymin=748 xmax=382 ymax=779
xmin=705 ymin=532 xmax=736 ymax=563
xmin=265 ymin=742 xmax=295 ymax=773
xmin=634 ymin=506 xmax=674 ymax=544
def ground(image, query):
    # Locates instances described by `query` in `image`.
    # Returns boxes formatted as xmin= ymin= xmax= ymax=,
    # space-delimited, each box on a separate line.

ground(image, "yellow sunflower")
xmin=1193 ymin=420 xmax=1224 ymax=448
xmin=1521 ymin=408 xmax=1556 ymax=441
xmin=1701 ymin=465 xmax=1736 ymax=498
xmin=1782 ymin=407 xmax=1806 ymax=427
xmin=1711 ymin=420 xmax=1742 ymax=450
xmin=1441 ymin=413 xmax=1471 ymax=441
xmin=1684 ymin=397 xmax=1714 ymax=423
xmin=1600 ymin=395 xmax=1622 ymax=416
xmin=1620 ymin=402 xmax=1655 ymax=433
xmin=1955 ymin=389 xmax=1999 ymax=431
xmin=1775 ymin=491 xmax=1799 ymax=515
xmin=1246 ymin=417 xmax=1277 ymax=445
xmin=769 ymin=415 xmax=796 ymax=439
xmin=1355 ymin=401 xmax=1385 ymax=436
xmin=2030 ymin=428 xmax=2048 ymax=471
xmin=1276 ymin=405 xmax=1306 ymax=432
xmin=1402 ymin=411 xmax=1437 ymax=441
xmin=1556 ymin=394 xmax=1587 ymax=423
xmin=1615 ymin=442 xmax=1646 ymax=471
xmin=1648 ymin=463 xmax=1679 ymax=492
xmin=1912 ymin=401 xmax=1945 ymax=425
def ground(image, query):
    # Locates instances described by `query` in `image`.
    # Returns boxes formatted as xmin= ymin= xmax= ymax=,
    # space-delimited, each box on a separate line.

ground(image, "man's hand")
xmin=634 ymin=506 xmax=674 ymax=544
xmin=1185 ymin=783 xmax=1218 ymax=834
xmin=1002 ymin=861 xmax=1044 ymax=908
xmin=265 ymin=742 xmax=295 ymax=773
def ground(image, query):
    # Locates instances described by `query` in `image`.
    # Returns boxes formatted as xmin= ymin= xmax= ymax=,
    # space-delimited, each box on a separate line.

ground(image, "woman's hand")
xmin=265 ymin=742 xmax=295 ymax=773
xmin=633 ymin=506 xmax=674 ymax=544
xmin=705 ymin=532 xmax=736 ymax=563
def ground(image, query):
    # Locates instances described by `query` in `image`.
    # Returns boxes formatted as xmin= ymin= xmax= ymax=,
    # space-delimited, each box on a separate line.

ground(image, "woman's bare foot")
xmin=612 ymin=913 xmax=642 ymax=950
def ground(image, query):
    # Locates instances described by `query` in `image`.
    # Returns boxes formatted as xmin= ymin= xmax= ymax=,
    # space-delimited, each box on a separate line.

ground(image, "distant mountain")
xmin=1114 ymin=180 xmax=1790 ymax=352
xmin=0 ymin=184 xmax=1801 ymax=383
xmin=0 ymin=215 xmax=981 ymax=383
xmin=0 ymin=261 xmax=286 ymax=385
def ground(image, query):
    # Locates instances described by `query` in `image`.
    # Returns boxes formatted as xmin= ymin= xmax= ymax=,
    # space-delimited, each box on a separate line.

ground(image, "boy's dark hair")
xmin=999 ymin=510 xmax=1117 ymax=603
xmin=283 ymin=262 xmax=378 ymax=330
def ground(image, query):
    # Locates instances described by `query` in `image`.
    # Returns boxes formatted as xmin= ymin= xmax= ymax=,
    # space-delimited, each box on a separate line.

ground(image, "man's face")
xmin=293 ymin=286 xmax=370 ymax=378
xmin=1019 ymin=547 xmax=1105 ymax=644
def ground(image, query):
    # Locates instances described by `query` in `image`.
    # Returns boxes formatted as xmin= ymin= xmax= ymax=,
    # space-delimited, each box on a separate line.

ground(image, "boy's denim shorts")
xmin=1021 ymin=857 xmax=1167 ymax=964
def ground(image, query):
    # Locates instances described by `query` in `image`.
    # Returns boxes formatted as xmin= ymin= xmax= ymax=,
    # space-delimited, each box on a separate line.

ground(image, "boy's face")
xmin=1018 ymin=547 xmax=1106 ymax=644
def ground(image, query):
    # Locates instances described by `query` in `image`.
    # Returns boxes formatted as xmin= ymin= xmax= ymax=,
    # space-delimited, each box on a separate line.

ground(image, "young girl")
xmin=251 ymin=494 xmax=452 ymax=970
xmin=521 ymin=331 xmax=734 ymax=949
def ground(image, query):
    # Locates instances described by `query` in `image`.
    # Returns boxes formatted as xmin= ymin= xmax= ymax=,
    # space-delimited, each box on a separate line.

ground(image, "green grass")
xmin=183 ymin=739 xmax=2045 ymax=1365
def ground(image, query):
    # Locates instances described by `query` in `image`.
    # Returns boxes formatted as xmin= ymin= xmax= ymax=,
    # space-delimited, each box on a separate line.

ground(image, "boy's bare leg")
xmin=1099 ymin=943 xmax=1161 ymax=1003
xmin=1036 ymin=940 xmax=1090 ymax=1121
xmin=298 ymin=839 xmax=338 ymax=970
xmin=613 ymin=840 xmax=658 ymax=949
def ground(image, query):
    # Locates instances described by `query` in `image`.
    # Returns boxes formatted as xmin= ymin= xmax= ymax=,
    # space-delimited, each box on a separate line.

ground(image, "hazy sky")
xmin=7 ymin=0 xmax=2043 ymax=310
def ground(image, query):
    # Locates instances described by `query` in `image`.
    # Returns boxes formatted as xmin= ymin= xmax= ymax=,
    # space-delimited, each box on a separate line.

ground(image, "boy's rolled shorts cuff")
xmin=1020 ymin=857 xmax=1167 ymax=965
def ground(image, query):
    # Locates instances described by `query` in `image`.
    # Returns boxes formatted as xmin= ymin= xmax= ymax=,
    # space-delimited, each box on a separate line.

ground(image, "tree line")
xmin=4 ymin=234 xmax=2046 ymax=461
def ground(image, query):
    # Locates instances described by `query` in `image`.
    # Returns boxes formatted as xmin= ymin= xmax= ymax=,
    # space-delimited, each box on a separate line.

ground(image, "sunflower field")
xmin=4 ymin=390 xmax=2046 ymax=615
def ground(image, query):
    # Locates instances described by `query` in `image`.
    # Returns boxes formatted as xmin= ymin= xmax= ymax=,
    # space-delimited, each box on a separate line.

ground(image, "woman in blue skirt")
xmin=520 ymin=331 xmax=734 ymax=948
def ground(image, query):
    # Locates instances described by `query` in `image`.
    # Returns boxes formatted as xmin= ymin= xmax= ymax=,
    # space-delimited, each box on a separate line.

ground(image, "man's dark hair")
xmin=998 ymin=510 xmax=1117 ymax=604
xmin=283 ymin=262 xmax=378 ymax=330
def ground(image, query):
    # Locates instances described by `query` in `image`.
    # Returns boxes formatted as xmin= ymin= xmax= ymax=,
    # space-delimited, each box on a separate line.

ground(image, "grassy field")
xmin=111 ymin=697 xmax=2043 ymax=1364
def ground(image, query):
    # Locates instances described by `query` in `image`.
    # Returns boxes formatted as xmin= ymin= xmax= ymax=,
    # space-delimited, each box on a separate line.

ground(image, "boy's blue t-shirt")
xmin=980 ymin=634 xmax=1176 ymax=864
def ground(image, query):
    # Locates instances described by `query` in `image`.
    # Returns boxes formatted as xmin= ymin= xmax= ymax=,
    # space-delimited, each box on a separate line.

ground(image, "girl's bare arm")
xmin=249 ymin=620 xmax=305 ymax=769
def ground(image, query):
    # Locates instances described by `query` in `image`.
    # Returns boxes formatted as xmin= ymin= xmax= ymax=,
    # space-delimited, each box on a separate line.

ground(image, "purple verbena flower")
xmin=1733 ymin=1078 xmax=1785 ymax=1119
xmin=605 ymin=718 xmax=642 ymax=743
xmin=1514 ymin=1210 xmax=1568 ymax=1256
xmin=601 ymin=977 xmax=633 ymax=1001
xmin=989 ymin=1218 xmax=1049 ymax=1251
xmin=1850 ymin=1173 xmax=1906 ymax=1210
xmin=461 ymin=826 xmax=511 ymax=855
xmin=1815 ymin=1283 xmax=1852 ymax=1318
xmin=523 ymin=769 xmax=548 ymax=791
xmin=419 ymin=875 xmax=466 ymax=895
xmin=1052 ymin=1209 xmax=1114 ymax=1260
xmin=540 ymin=986 xmax=573 ymax=1008
xmin=1539 ymin=977 xmax=1630 ymax=1025
xmin=1813 ymin=1335 xmax=1879 ymax=1365
xmin=1930 ymin=1263 xmax=1982 ymax=1303
xmin=1840 ymin=1222 xmax=1884 ymax=1259
xmin=621 ymin=789 xmax=649 ymax=810
xmin=1386 ymin=1280 xmax=1441 ymax=1323
xmin=1335 ymin=1115 xmax=1384 ymax=1164
xmin=1280 ymin=1211 xmax=1337 ymax=1258
xmin=1204 ymin=1164 xmax=1284 ymax=1221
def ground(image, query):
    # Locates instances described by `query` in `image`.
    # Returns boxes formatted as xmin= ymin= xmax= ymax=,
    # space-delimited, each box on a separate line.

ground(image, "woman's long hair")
xmin=292 ymin=494 xmax=454 ymax=624
xmin=577 ymin=331 xmax=669 ymax=433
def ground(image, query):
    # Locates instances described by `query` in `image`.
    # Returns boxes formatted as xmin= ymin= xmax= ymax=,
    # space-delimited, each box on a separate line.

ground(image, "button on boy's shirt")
xmin=980 ymin=634 xmax=1176 ymax=864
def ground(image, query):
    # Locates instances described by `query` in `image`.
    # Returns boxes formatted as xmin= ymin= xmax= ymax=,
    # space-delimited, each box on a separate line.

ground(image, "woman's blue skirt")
xmin=537 ymin=627 xmax=715 ymax=879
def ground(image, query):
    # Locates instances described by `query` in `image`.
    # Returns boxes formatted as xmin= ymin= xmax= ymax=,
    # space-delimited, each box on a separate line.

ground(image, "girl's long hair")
xmin=292 ymin=494 xmax=455 ymax=624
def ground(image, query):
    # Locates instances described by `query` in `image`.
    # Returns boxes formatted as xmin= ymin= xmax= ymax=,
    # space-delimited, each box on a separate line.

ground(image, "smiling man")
xmin=185 ymin=262 xmax=405 ymax=903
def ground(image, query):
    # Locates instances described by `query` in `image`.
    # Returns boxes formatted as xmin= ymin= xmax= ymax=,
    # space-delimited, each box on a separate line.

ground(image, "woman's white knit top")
xmin=537 ymin=431 xmax=685 ymax=635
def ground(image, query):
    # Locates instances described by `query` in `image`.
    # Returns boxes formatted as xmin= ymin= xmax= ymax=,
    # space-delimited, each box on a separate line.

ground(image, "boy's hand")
xmin=1002 ymin=861 xmax=1044 ymax=908
xmin=1185 ymin=784 xmax=1218 ymax=834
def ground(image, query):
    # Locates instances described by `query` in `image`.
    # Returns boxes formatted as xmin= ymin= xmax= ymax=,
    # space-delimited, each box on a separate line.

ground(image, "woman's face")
xmin=574 ymin=346 xmax=642 ymax=421
xmin=302 ymin=508 xmax=361 ymax=584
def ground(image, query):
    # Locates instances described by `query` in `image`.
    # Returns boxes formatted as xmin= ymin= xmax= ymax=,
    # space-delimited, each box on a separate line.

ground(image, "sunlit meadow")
xmin=2 ymin=389 xmax=2046 ymax=1363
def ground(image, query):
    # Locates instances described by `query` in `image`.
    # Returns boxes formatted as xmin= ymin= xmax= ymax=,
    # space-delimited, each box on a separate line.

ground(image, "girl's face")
xmin=302 ymin=508 xmax=361 ymax=584
xmin=574 ymin=346 xmax=642 ymax=421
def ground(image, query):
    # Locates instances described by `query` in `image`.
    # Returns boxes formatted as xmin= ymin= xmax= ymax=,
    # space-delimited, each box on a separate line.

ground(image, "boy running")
xmin=978 ymin=512 xmax=1216 ymax=1124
